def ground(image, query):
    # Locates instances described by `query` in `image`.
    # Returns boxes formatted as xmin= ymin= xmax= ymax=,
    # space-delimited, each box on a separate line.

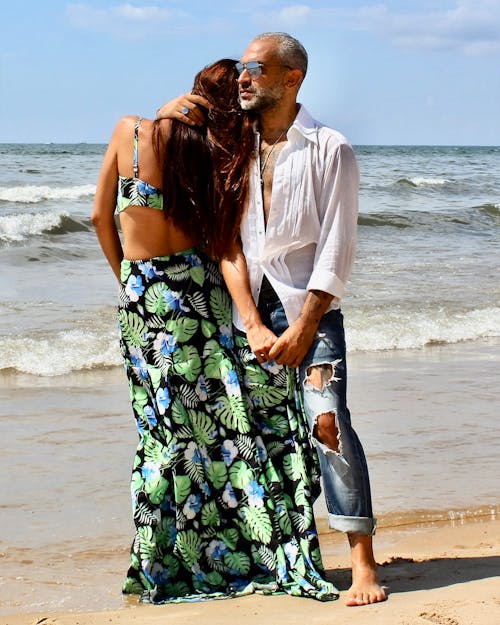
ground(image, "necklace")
xmin=259 ymin=126 xmax=290 ymax=185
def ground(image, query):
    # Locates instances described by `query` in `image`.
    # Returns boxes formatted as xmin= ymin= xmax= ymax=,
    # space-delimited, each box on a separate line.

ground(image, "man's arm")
xmin=268 ymin=289 xmax=332 ymax=368
xmin=269 ymin=141 xmax=359 ymax=368
xmin=220 ymin=241 xmax=277 ymax=363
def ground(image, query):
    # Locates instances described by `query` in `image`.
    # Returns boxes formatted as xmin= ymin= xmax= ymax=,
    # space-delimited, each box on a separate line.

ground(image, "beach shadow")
xmin=327 ymin=555 xmax=500 ymax=593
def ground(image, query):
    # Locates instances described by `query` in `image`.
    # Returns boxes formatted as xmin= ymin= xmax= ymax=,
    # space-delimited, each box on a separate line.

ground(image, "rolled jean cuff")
xmin=328 ymin=513 xmax=377 ymax=536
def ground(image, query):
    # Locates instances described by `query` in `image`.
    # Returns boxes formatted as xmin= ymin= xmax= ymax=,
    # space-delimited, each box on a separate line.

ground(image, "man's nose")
xmin=237 ymin=69 xmax=251 ymax=85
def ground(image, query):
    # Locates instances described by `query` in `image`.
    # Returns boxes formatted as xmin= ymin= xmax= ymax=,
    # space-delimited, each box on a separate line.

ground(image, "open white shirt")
xmin=234 ymin=105 xmax=359 ymax=331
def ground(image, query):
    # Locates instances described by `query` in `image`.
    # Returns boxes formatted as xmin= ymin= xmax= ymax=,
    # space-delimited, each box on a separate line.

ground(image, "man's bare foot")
xmin=346 ymin=533 xmax=387 ymax=606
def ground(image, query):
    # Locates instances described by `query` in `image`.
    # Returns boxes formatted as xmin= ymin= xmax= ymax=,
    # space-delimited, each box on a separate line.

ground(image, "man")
xmin=158 ymin=32 xmax=386 ymax=606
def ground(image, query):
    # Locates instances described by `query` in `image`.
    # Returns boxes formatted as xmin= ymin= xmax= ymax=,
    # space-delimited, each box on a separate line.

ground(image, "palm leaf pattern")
xmin=118 ymin=250 xmax=337 ymax=605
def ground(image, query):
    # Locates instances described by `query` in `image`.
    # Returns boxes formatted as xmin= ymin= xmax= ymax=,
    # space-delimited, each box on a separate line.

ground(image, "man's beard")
xmin=239 ymin=83 xmax=284 ymax=112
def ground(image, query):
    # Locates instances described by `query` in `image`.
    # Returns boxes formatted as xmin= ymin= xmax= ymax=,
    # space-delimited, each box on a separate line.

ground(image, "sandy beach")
xmin=2 ymin=517 xmax=499 ymax=625
xmin=1 ymin=339 xmax=499 ymax=624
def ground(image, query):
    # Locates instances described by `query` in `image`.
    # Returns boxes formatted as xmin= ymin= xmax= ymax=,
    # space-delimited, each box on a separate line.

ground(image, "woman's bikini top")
xmin=116 ymin=116 xmax=163 ymax=213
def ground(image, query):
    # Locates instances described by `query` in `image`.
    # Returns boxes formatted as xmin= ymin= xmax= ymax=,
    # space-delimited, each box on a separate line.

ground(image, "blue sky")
xmin=2 ymin=0 xmax=499 ymax=145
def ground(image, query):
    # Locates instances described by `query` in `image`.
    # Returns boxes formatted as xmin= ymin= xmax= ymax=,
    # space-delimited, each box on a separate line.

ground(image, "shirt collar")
xmin=253 ymin=104 xmax=318 ymax=146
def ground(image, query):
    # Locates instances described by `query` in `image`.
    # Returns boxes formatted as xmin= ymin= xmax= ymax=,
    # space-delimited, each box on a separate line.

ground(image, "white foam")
xmin=346 ymin=306 xmax=500 ymax=352
xmin=0 ymin=329 xmax=121 ymax=376
xmin=0 ymin=210 xmax=68 ymax=241
xmin=0 ymin=184 xmax=95 ymax=203
xmin=408 ymin=177 xmax=450 ymax=186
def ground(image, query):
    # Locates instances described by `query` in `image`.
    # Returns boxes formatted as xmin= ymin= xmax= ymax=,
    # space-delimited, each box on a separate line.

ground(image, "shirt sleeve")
xmin=306 ymin=140 xmax=359 ymax=299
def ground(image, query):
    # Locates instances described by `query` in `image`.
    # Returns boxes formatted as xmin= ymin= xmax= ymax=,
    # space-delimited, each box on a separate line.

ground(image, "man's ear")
xmin=285 ymin=69 xmax=304 ymax=88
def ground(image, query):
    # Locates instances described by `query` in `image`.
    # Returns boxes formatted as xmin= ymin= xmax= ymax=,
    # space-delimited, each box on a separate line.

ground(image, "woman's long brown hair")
xmin=153 ymin=59 xmax=255 ymax=259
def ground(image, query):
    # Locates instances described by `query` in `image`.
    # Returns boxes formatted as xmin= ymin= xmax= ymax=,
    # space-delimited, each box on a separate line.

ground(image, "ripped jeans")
xmin=258 ymin=293 xmax=376 ymax=536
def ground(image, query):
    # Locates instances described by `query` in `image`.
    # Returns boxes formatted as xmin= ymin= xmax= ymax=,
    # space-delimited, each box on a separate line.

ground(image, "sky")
xmin=2 ymin=0 xmax=500 ymax=145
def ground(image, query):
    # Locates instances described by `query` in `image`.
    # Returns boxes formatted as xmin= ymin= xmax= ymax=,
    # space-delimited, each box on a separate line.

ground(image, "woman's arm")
xmin=220 ymin=240 xmax=277 ymax=363
xmin=91 ymin=123 xmax=124 ymax=281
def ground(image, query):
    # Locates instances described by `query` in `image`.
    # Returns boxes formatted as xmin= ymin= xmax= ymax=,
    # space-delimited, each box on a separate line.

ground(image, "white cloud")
xmin=347 ymin=1 xmax=500 ymax=55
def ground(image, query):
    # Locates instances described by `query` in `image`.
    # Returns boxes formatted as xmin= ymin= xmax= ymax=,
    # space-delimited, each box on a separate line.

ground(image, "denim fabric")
xmin=258 ymin=291 xmax=376 ymax=535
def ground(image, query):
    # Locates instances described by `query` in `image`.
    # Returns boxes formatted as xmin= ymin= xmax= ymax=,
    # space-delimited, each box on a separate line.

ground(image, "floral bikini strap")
xmin=133 ymin=116 xmax=142 ymax=178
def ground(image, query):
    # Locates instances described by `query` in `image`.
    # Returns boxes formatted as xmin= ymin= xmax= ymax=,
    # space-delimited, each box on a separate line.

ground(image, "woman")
xmin=92 ymin=59 xmax=337 ymax=604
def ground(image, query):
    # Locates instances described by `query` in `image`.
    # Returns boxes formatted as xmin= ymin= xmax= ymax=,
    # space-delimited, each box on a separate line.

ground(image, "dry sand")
xmin=3 ymin=516 xmax=499 ymax=625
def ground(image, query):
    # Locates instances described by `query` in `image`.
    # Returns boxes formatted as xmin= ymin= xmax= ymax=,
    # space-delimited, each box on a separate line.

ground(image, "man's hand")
xmin=156 ymin=93 xmax=210 ymax=126
xmin=268 ymin=317 xmax=317 ymax=368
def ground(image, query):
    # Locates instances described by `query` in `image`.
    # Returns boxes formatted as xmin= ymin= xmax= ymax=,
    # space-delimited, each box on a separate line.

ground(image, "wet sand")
xmin=1 ymin=338 xmax=499 ymax=622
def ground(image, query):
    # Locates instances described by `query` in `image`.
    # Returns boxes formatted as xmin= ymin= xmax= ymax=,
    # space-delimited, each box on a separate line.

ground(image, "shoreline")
xmin=2 ymin=514 xmax=499 ymax=624
xmin=1 ymin=338 xmax=498 ymax=622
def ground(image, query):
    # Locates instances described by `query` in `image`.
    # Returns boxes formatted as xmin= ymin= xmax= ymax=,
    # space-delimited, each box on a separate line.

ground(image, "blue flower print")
xmin=205 ymin=539 xmax=228 ymax=562
xmin=144 ymin=404 xmax=157 ymax=427
xmin=244 ymin=480 xmax=265 ymax=507
xmin=137 ymin=180 xmax=159 ymax=195
xmin=151 ymin=562 xmax=170 ymax=585
xmin=223 ymin=369 xmax=241 ymax=397
xmin=195 ymin=375 xmax=208 ymax=401
xmin=163 ymin=290 xmax=190 ymax=313
xmin=183 ymin=493 xmax=202 ymax=520
xmin=222 ymin=481 xmax=238 ymax=508
xmin=156 ymin=387 xmax=171 ymax=415
xmin=129 ymin=346 xmax=148 ymax=380
xmin=137 ymin=261 xmax=164 ymax=280
xmin=284 ymin=540 xmax=299 ymax=567
xmin=221 ymin=439 xmax=238 ymax=467
xmin=186 ymin=253 xmax=203 ymax=267
xmin=219 ymin=323 xmax=234 ymax=349
xmin=125 ymin=274 xmax=144 ymax=302
xmin=142 ymin=461 xmax=160 ymax=482
xmin=153 ymin=332 xmax=177 ymax=356
xmin=254 ymin=435 xmax=268 ymax=463
xmin=200 ymin=481 xmax=212 ymax=497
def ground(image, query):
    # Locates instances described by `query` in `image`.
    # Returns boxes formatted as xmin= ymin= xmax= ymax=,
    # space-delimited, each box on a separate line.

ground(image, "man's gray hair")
xmin=253 ymin=32 xmax=308 ymax=77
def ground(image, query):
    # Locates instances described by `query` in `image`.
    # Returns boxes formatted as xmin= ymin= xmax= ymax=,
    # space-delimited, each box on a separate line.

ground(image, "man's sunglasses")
xmin=235 ymin=61 xmax=292 ymax=77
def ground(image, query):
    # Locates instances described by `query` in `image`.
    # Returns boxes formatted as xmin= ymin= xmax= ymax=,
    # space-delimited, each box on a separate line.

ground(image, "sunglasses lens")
xmin=236 ymin=61 xmax=262 ymax=76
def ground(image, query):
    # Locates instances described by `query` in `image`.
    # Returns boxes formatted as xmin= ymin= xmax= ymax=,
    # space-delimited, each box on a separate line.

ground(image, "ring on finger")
xmin=181 ymin=106 xmax=190 ymax=115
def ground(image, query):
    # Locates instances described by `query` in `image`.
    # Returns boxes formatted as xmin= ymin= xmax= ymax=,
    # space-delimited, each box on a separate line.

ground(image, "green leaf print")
xmin=144 ymin=475 xmax=168 ymax=505
xmin=188 ymin=410 xmax=216 ymax=446
xmin=255 ymin=545 xmax=277 ymax=571
xmin=118 ymin=309 xmax=148 ymax=347
xmin=250 ymin=384 xmax=287 ymax=408
xmin=166 ymin=581 xmax=190 ymax=597
xmin=138 ymin=525 xmax=156 ymax=561
xmin=233 ymin=434 xmax=256 ymax=460
xmin=206 ymin=460 xmax=227 ymax=489
xmin=283 ymin=453 xmax=307 ymax=482
xmin=201 ymin=319 xmax=216 ymax=337
xmin=241 ymin=362 xmax=268 ymax=385
xmin=228 ymin=460 xmax=254 ymax=489
xmin=171 ymin=396 xmax=189 ymax=425
xmin=205 ymin=571 xmax=225 ymax=588
xmin=293 ymin=481 xmax=309 ymax=508
xmin=176 ymin=529 xmax=202 ymax=569
xmin=240 ymin=505 xmax=273 ymax=544
xmin=174 ymin=474 xmax=191 ymax=504
xmin=164 ymin=262 xmax=190 ymax=282
xmin=162 ymin=553 xmax=181 ymax=578
xmin=224 ymin=552 xmax=251 ymax=575
xmin=131 ymin=469 xmax=144 ymax=494
xmin=189 ymin=265 xmax=205 ymax=285
xmin=215 ymin=395 xmax=251 ymax=433
xmin=204 ymin=348 xmax=229 ymax=379
xmin=217 ymin=528 xmax=239 ymax=551
xmin=201 ymin=500 xmax=220 ymax=527
xmin=209 ymin=287 xmax=232 ymax=327
xmin=166 ymin=317 xmax=199 ymax=343
xmin=277 ymin=509 xmax=292 ymax=535
xmin=173 ymin=345 xmax=202 ymax=382
xmin=262 ymin=413 xmax=292 ymax=437
xmin=120 ymin=261 xmax=132 ymax=283
xmin=144 ymin=282 xmax=169 ymax=315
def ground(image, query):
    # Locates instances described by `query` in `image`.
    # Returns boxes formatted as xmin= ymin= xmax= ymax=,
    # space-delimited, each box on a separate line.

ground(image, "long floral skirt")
xmin=118 ymin=249 xmax=338 ymax=603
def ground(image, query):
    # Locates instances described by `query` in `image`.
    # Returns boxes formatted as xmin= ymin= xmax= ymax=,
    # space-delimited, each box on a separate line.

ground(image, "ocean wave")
xmin=2 ymin=306 xmax=499 ymax=376
xmin=396 ymin=177 xmax=451 ymax=187
xmin=346 ymin=306 xmax=500 ymax=352
xmin=0 ymin=211 xmax=91 ymax=242
xmin=0 ymin=329 xmax=121 ymax=376
xmin=0 ymin=184 xmax=95 ymax=204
